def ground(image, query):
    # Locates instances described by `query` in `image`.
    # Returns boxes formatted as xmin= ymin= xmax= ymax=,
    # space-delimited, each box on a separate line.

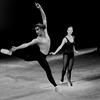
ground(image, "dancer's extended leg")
xmin=38 ymin=56 xmax=57 ymax=87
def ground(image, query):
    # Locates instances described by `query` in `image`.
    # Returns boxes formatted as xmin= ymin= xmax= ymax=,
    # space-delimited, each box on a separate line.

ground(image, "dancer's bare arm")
xmin=10 ymin=39 xmax=38 ymax=51
xmin=35 ymin=3 xmax=47 ymax=28
xmin=73 ymin=46 xmax=79 ymax=53
xmin=35 ymin=3 xmax=49 ymax=37
xmin=73 ymin=36 xmax=79 ymax=53
xmin=51 ymin=38 xmax=66 ymax=55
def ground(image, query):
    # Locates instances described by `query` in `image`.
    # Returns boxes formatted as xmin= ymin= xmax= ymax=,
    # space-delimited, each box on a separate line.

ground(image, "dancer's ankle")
xmin=58 ymin=80 xmax=63 ymax=84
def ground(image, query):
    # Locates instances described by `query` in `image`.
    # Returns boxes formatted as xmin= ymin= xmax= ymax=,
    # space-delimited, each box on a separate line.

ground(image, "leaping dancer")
xmin=1 ymin=3 xmax=58 ymax=92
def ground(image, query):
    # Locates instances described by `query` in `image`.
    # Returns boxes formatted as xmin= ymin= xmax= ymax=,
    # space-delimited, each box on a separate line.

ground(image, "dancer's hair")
xmin=32 ymin=23 xmax=46 ymax=31
xmin=35 ymin=23 xmax=46 ymax=30
xmin=68 ymin=26 xmax=73 ymax=31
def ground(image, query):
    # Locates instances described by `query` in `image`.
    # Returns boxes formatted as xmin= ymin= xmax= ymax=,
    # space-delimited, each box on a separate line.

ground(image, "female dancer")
xmin=50 ymin=26 xmax=78 ymax=86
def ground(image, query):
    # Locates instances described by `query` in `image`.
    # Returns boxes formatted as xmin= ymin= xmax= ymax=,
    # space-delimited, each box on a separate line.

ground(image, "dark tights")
xmin=61 ymin=53 xmax=74 ymax=86
xmin=13 ymin=46 xmax=57 ymax=87
xmin=37 ymin=54 xmax=57 ymax=87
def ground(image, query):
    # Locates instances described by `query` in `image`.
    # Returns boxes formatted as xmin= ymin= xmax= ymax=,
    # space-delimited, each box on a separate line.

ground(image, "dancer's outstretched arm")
xmin=10 ymin=39 xmax=38 ymax=52
xmin=50 ymin=38 xmax=66 ymax=55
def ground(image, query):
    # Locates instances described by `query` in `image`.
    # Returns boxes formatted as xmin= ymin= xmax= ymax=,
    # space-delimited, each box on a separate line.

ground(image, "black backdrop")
xmin=0 ymin=0 xmax=99 ymax=54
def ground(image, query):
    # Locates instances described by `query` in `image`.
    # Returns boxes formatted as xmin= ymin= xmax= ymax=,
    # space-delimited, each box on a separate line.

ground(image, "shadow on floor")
xmin=81 ymin=74 xmax=100 ymax=81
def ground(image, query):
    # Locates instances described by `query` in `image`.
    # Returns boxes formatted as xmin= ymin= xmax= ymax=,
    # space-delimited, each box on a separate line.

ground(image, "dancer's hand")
xmin=50 ymin=52 xmax=56 ymax=55
xmin=35 ymin=3 xmax=41 ymax=8
xmin=10 ymin=46 xmax=17 ymax=52
xmin=74 ymin=50 xmax=79 ymax=54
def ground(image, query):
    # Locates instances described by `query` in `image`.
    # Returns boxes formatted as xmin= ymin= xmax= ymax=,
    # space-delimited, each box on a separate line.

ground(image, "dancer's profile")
xmin=50 ymin=26 xmax=78 ymax=86
xmin=4 ymin=3 xmax=58 ymax=91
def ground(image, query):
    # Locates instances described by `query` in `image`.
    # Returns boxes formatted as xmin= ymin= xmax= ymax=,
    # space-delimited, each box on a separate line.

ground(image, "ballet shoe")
xmin=68 ymin=81 xmax=73 ymax=86
xmin=55 ymin=86 xmax=59 ymax=92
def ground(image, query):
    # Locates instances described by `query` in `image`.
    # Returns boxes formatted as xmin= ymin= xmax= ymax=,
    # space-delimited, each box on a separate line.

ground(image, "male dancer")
xmin=9 ymin=3 xmax=58 ymax=91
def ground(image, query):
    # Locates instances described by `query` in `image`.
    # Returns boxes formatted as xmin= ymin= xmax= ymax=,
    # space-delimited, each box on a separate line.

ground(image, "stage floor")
xmin=0 ymin=48 xmax=100 ymax=100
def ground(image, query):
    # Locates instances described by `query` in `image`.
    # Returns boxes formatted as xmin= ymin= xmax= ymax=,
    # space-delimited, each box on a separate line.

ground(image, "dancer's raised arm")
xmin=35 ymin=3 xmax=47 ymax=28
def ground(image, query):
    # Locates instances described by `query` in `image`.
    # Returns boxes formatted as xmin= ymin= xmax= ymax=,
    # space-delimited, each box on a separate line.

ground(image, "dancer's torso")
xmin=64 ymin=35 xmax=74 ymax=53
xmin=37 ymin=34 xmax=50 ymax=55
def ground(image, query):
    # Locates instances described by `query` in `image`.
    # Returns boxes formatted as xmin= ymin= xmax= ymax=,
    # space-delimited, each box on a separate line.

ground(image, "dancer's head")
xmin=67 ymin=26 xmax=73 ymax=35
xmin=35 ymin=23 xmax=45 ymax=35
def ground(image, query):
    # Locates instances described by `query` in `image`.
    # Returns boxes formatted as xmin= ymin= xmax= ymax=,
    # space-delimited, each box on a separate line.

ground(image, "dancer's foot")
xmin=68 ymin=81 xmax=73 ymax=86
xmin=0 ymin=49 xmax=12 ymax=55
xmin=55 ymin=86 xmax=59 ymax=92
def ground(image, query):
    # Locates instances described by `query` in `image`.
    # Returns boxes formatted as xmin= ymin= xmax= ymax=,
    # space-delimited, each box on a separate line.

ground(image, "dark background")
xmin=0 ymin=0 xmax=99 ymax=54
